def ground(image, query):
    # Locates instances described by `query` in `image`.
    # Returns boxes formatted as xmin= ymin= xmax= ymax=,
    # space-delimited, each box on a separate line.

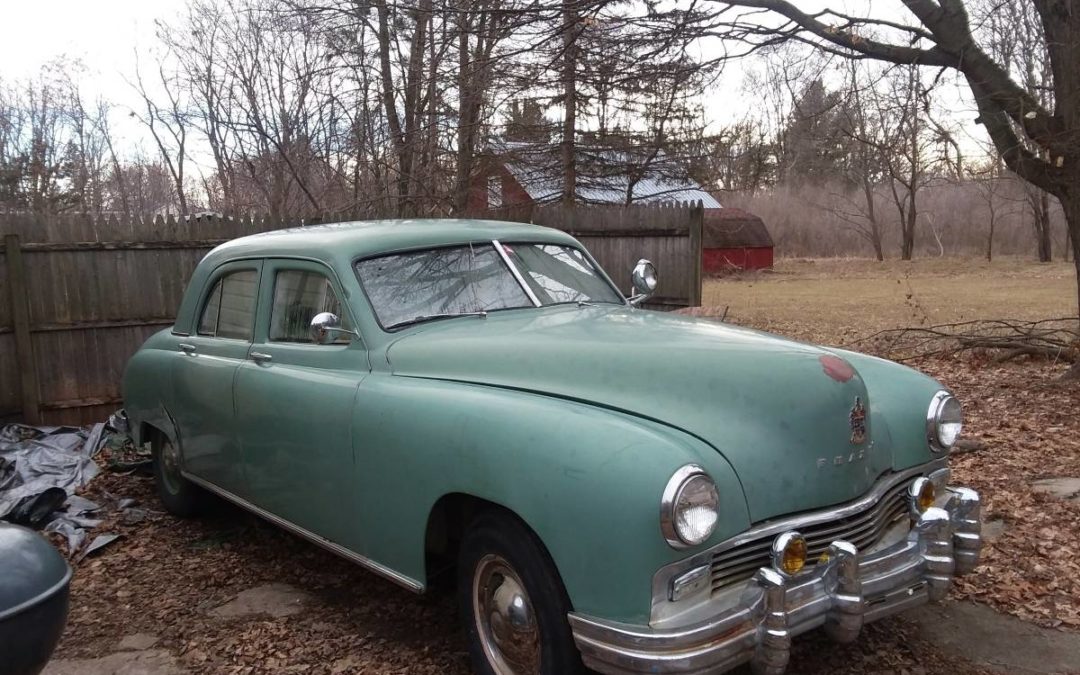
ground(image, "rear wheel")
xmin=151 ymin=435 xmax=208 ymax=517
xmin=458 ymin=511 xmax=584 ymax=675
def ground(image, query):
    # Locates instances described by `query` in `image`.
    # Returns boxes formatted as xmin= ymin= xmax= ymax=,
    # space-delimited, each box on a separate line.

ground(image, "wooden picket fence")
xmin=0 ymin=205 xmax=702 ymax=425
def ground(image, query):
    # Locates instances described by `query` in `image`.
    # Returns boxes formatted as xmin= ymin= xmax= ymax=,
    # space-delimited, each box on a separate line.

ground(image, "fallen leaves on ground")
xmin=932 ymin=358 xmax=1080 ymax=631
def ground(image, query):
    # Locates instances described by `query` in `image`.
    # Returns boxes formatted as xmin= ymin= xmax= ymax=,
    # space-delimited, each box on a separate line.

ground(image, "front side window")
xmin=197 ymin=269 xmax=258 ymax=340
xmin=270 ymin=270 xmax=350 ymax=343
xmin=356 ymin=244 xmax=533 ymax=329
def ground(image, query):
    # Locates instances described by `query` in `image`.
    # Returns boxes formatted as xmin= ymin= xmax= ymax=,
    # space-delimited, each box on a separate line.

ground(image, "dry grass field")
xmin=701 ymin=257 xmax=1078 ymax=343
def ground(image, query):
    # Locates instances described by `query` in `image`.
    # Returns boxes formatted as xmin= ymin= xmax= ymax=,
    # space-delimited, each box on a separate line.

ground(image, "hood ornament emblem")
xmin=849 ymin=397 xmax=867 ymax=445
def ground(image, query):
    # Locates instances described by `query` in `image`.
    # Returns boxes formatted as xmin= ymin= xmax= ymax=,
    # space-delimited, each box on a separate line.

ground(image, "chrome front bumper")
xmin=569 ymin=486 xmax=983 ymax=675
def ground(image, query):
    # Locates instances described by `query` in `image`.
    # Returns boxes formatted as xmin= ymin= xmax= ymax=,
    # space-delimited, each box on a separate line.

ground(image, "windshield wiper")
xmin=388 ymin=311 xmax=488 ymax=330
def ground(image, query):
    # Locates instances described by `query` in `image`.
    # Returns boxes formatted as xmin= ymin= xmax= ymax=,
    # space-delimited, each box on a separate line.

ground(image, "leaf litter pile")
xmin=45 ymin=318 xmax=1080 ymax=675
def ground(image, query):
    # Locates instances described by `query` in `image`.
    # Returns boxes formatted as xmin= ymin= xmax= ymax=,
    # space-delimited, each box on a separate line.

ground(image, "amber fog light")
xmin=772 ymin=531 xmax=807 ymax=576
xmin=909 ymin=477 xmax=936 ymax=517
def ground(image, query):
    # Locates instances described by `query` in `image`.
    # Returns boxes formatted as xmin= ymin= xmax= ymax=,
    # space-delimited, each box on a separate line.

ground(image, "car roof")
xmin=204 ymin=218 xmax=579 ymax=267
xmin=173 ymin=219 xmax=586 ymax=335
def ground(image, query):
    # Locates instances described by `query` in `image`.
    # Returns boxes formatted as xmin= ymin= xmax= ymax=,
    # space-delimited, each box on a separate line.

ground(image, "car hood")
xmin=385 ymin=306 xmax=896 ymax=521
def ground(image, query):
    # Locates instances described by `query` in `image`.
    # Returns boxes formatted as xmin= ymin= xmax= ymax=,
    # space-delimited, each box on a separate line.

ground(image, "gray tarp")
xmin=0 ymin=423 xmax=107 ymax=551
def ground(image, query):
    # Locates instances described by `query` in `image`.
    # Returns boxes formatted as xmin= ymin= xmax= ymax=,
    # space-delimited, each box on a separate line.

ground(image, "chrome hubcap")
xmin=160 ymin=439 xmax=182 ymax=493
xmin=472 ymin=554 xmax=540 ymax=674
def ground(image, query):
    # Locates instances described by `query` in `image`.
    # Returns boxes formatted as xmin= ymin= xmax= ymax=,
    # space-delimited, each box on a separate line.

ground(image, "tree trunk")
xmin=374 ymin=0 xmax=412 ymax=217
xmin=901 ymin=196 xmax=916 ymax=261
xmin=1062 ymin=193 xmax=1080 ymax=384
xmin=863 ymin=181 xmax=884 ymax=262
xmin=1032 ymin=189 xmax=1053 ymax=262
xmin=452 ymin=8 xmax=476 ymax=215
xmin=560 ymin=0 xmax=578 ymax=208
xmin=1056 ymin=192 xmax=1080 ymax=381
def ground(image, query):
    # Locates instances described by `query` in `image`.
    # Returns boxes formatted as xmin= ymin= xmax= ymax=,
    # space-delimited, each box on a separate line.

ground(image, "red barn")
xmin=470 ymin=141 xmax=774 ymax=271
xmin=703 ymin=207 xmax=775 ymax=273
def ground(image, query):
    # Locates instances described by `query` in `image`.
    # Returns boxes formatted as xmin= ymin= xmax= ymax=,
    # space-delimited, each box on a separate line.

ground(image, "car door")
xmin=233 ymin=258 xmax=370 ymax=549
xmin=171 ymin=260 xmax=262 ymax=497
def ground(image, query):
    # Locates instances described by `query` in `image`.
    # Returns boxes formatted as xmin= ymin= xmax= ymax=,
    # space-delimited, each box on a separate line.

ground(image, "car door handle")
xmin=250 ymin=351 xmax=273 ymax=365
xmin=178 ymin=343 xmax=196 ymax=356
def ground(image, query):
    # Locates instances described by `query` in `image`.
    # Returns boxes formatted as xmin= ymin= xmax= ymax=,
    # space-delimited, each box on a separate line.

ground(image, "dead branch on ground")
xmin=846 ymin=318 xmax=1080 ymax=364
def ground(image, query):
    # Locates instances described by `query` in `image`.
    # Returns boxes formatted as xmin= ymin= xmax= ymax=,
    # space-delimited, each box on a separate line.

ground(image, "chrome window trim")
xmin=660 ymin=464 xmax=710 ymax=549
xmin=650 ymin=458 xmax=948 ymax=624
xmin=497 ymin=239 xmax=628 ymax=307
xmin=183 ymin=472 xmax=424 ymax=594
xmin=492 ymin=239 xmax=542 ymax=308
xmin=926 ymin=391 xmax=955 ymax=453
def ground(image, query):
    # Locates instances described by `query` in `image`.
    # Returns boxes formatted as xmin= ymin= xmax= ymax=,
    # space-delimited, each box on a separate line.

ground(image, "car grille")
xmin=710 ymin=477 xmax=913 ymax=592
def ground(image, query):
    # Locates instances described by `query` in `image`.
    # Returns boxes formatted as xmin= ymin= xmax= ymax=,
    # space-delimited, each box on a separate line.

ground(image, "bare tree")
xmin=131 ymin=47 xmax=190 ymax=214
xmin=977 ymin=0 xmax=1056 ymax=261
xmin=833 ymin=60 xmax=888 ymax=259
xmin=968 ymin=160 xmax=1022 ymax=262
xmin=712 ymin=0 xmax=1080 ymax=375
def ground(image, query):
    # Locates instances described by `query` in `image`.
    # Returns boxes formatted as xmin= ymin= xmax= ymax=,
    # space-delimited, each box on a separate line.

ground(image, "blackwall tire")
xmin=458 ymin=510 xmax=585 ymax=675
xmin=151 ymin=435 xmax=208 ymax=518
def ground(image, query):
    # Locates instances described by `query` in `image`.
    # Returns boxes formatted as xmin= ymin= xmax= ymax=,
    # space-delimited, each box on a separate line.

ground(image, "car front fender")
xmin=350 ymin=374 xmax=749 ymax=625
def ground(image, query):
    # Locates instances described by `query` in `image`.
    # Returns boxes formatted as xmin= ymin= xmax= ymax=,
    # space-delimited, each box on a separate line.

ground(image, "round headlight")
xmin=927 ymin=392 xmax=963 ymax=452
xmin=661 ymin=466 xmax=719 ymax=549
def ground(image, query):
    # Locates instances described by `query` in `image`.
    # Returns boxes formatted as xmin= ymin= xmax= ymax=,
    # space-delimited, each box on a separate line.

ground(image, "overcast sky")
xmin=2 ymin=0 xmax=184 ymax=82
xmin=1 ymin=0 xmax=188 ymax=157
xmin=1 ymin=0 xmax=989 ymax=168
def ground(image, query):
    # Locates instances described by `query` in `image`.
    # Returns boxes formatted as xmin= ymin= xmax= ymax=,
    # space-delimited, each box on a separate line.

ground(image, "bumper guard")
xmin=569 ymin=486 xmax=983 ymax=675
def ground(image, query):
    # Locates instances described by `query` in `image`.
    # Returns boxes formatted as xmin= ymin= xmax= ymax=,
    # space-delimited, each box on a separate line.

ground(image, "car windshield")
xmin=356 ymin=241 xmax=624 ymax=330
xmin=501 ymin=243 xmax=624 ymax=306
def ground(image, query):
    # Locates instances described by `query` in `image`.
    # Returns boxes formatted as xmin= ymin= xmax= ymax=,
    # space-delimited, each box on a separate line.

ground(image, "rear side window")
xmin=270 ymin=270 xmax=350 ymax=343
xmin=197 ymin=270 xmax=258 ymax=340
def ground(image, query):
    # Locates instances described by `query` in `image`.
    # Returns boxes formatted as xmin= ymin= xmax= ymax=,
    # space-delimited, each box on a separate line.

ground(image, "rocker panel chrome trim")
xmin=182 ymin=471 xmax=425 ymax=593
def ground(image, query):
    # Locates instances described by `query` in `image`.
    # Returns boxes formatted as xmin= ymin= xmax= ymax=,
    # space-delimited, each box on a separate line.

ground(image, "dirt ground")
xmin=44 ymin=256 xmax=1080 ymax=675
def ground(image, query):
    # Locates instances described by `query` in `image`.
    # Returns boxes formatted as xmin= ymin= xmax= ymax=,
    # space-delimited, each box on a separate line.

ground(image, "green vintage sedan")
xmin=123 ymin=219 xmax=983 ymax=675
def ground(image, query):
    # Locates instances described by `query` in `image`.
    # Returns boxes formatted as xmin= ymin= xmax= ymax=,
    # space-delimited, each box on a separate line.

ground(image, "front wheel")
xmin=458 ymin=511 xmax=584 ymax=675
xmin=151 ymin=435 xmax=209 ymax=517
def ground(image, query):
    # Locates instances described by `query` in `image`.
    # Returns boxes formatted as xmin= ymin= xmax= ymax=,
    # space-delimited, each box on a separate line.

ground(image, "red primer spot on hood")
xmin=820 ymin=354 xmax=855 ymax=383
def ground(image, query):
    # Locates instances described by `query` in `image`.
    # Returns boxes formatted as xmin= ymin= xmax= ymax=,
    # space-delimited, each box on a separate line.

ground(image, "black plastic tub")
xmin=0 ymin=522 xmax=71 ymax=675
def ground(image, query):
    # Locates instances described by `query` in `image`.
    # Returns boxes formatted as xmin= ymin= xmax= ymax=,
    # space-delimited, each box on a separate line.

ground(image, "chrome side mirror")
xmin=310 ymin=312 xmax=355 ymax=344
xmin=629 ymin=259 xmax=658 ymax=306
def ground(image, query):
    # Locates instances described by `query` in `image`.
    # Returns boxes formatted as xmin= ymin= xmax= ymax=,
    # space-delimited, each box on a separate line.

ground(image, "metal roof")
xmin=703 ymin=208 xmax=774 ymax=248
xmin=490 ymin=140 xmax=722 ymax=209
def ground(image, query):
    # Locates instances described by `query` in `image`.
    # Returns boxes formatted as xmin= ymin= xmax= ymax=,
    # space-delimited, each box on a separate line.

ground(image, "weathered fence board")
xmin=4 ymin=234 xmax=41 ymax=423
xmin=0 ymin=215 xmax=248 ymax=425
xmin=1 ymin=207 xmax=702 ymax=425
